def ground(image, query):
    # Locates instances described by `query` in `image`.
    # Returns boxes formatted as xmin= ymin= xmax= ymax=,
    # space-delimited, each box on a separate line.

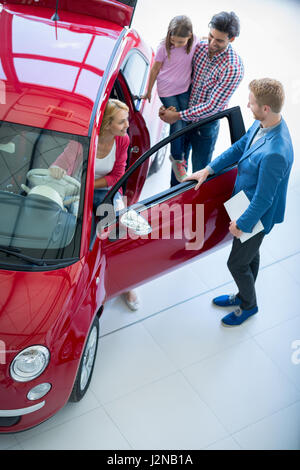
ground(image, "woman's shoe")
xmin=123 ymin=291 xmax=140 ymax=311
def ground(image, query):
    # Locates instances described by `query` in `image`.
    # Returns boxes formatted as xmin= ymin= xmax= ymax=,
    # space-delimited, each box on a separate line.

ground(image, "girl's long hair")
xmin=164 ymin=15 xmax=194 ymax=59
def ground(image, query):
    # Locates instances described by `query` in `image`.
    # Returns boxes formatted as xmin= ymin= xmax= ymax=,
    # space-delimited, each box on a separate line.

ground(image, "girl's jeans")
xmin=160 ymin=89 xmax=190 ymax=162
xmin=170 ymin=119 xmax=220 ymax=187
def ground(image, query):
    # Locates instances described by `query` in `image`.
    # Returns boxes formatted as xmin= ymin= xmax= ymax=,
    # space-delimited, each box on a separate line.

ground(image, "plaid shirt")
xmin=180 ymin=41 xmax=244 ymax=122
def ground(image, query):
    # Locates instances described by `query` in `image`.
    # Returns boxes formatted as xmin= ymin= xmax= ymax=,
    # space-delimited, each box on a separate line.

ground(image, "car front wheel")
xmin=69 ymin=315 xmax=99 ymax=402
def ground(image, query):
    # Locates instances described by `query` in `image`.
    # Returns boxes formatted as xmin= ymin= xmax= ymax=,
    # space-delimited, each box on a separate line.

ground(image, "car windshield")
xmin=0 ymin=121 xmax=89 ymax=267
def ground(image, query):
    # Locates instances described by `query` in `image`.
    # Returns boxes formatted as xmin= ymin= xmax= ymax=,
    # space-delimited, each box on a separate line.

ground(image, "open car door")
xmin=95 ymin=106 xmax=246 ymax=299
xmin=1 ymin=0 xmax=138 ymax=27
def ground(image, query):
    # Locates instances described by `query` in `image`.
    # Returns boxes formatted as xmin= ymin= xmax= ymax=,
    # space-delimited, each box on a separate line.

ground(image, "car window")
xmin=209 ymin=118 xmax=231 ymax=163
xmin=0 ymin=121 xmax=89 ymax=263
xmin=121 ymin=51 xmax=149 ymax=103
xmin=94 ymin=113 xmax=236 ymax=232
xmin=92 ymin=107 xmax=246 ymax=246
xmin=139 ymin=115 xmax=232 ymax=201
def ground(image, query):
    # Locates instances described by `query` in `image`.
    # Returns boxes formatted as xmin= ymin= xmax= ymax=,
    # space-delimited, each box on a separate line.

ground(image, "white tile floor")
xmin=2 ymin=0 xmax=300 ymax=451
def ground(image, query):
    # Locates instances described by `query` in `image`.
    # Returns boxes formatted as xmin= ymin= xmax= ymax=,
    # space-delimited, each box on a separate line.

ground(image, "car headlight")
xmin=10 ymin=346 xmax=50 ymax=382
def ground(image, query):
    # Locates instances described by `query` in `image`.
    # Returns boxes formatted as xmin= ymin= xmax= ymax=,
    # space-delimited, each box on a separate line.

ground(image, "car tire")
xmin=69 ymin=315 xmax=99 ymax=402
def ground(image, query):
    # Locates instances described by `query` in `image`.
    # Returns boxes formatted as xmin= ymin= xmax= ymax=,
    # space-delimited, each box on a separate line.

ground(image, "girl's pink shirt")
xmin=155 ymin=36 xmax=198 ymax=98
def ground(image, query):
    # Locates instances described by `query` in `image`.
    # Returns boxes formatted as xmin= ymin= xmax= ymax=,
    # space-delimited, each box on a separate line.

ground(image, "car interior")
xmin=0 ymin=122 xmax=88 ymax=253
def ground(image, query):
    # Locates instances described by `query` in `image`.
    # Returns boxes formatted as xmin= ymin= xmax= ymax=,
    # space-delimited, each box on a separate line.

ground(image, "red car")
xmin=0 ymin=0 xmax=245 ymax=432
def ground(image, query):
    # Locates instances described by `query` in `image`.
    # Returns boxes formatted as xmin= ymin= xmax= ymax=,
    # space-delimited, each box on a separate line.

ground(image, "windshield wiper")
xmin=0 ymin=246 xmax=47 ymax=266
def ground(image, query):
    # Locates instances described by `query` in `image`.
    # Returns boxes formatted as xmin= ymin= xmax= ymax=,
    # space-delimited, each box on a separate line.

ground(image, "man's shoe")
xmin=221 ymin=306 xmax=258 ymax=326
xmin=169 ymin=155 xmax=187 ymax=182
xmin=212 ymin=294 xmax=241 ymax=307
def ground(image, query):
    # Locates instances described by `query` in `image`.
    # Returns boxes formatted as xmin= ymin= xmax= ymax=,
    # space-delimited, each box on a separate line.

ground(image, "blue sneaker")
xmin=212 ymin=294 xmax=241 ymax=307
xmin=221 ymin=306 xmax=258 ymax=326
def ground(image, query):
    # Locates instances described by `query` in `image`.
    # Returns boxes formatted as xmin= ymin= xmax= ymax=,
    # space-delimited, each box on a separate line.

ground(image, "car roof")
xmin=0 ymin=3 xmax=126 ymax=136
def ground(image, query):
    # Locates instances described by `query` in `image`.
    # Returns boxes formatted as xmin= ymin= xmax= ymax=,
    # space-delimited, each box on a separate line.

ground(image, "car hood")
xmin=0 ymin=262 xmax=85 ymax=350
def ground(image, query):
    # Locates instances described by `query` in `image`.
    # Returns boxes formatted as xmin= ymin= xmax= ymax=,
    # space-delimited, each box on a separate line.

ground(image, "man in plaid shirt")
xmin=160 ymin=12 xmax=244 ymax=186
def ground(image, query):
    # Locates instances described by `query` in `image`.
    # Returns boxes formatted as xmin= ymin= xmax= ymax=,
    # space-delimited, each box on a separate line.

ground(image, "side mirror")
xmin=120 ymin=209 xmax=152 ymax=236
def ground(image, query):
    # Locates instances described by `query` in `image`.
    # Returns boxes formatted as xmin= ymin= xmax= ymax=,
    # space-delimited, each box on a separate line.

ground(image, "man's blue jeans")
xmin=160 ymin=90 xmax=190 ymax=162
xmin=189 ymin=119 xmax=220 ymax=171
xmin=170 ymin=119 xmax=220 ymax=186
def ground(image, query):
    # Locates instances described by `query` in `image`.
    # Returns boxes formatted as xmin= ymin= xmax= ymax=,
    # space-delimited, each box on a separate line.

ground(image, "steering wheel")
xmin=26 ymin=169 xmax=81 ymax=198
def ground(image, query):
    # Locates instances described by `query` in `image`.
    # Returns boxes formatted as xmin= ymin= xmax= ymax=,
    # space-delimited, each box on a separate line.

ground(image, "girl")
xmin=142 ymin=16 xmax=197 ymax=183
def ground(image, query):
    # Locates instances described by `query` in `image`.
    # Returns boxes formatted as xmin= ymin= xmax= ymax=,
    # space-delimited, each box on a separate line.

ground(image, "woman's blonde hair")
xmin=100 ymin=99 xmax=129 ymax=134
xmin=164 ymin=15 xmax=194 ymax=59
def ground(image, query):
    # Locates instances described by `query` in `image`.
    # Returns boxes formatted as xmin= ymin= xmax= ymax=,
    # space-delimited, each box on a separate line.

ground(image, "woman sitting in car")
xmin=50 ymin=99 xmax=139 ymax=311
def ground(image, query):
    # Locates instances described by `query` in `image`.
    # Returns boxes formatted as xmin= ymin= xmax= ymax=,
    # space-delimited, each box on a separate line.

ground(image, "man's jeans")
xmin=170 ymin=119 xmax=220 ymax=187
xmin=160 ymin=90 xmax=190 ymax=162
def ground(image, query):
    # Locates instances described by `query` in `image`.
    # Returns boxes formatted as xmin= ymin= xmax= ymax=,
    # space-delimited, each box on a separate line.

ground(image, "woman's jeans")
xmin=93 ymin=188 xmax=124 ymax=214
xmin=160 ymin=90 xmax=190 ymax=162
